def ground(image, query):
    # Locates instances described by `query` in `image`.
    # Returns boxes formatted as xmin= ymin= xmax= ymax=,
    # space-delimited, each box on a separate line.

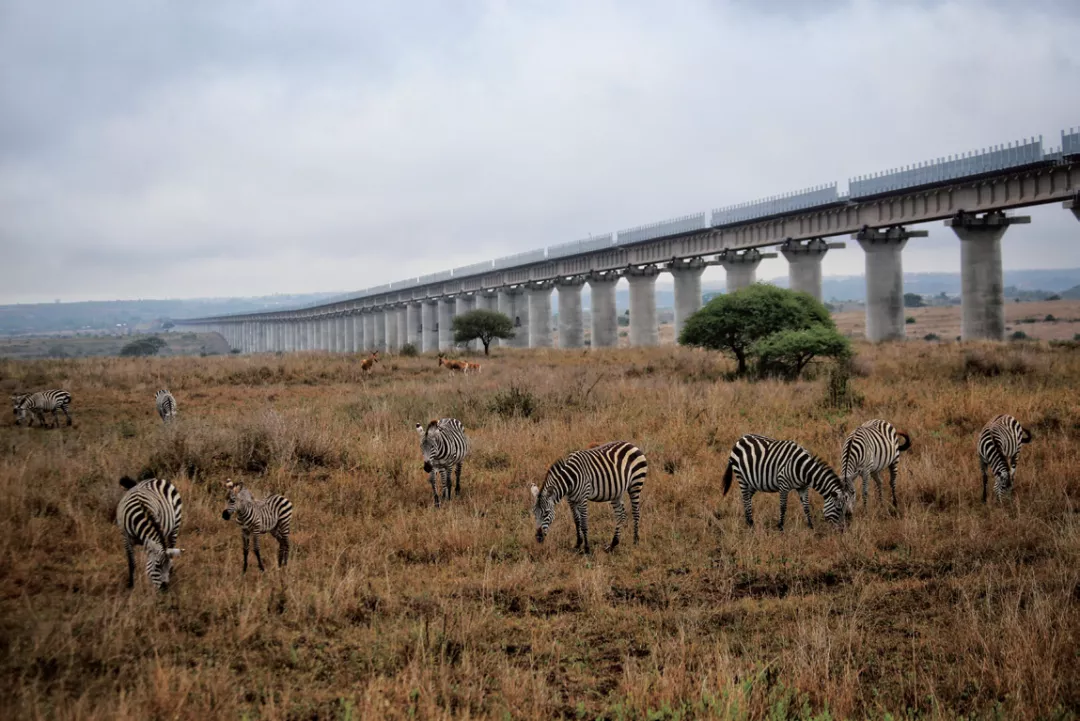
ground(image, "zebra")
xmin=723 ymin=434 xmax=854 ymax=530
xmin=221 ymin=479 xmax=293 ymax=572
xmin=841 ymin=419 xmax=912 ymax=510
xmin=530 ymin=440 xmax=647 ymax=554
xmin=155 ymin=389 xmax=178 ymax=423
xmin=978 ymin=414 xmax=1032 ymax=503
xmin=415 ymin=418 xmax=469 ymax=507
xmin=12 ymin=389 xmax=73 ymax=428
xmin=116 ymin=476 xmax=183 ymax=590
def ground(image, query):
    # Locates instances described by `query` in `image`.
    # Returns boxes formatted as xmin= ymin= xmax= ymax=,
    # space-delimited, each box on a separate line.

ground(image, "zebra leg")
xmin=442 ymin=468 xmax=452 ymax=503
xmin=861 ymin=473 xmax=870 ymax=509
xmin=455 ymin=461 xmax=462 ymax=496
xmin=273 ymin=530 xmax=289 ymax=568
xmin=741 ymin=487 xmax=755 ymax=528
xmin=578 ymin=503 xmax=591 ymax=554
xmin=571 ymin=503 xmax=584 ymax=550
xmin=871 ymin=471 xmax=884 ymax=506
xmin=798 ymin=489 xmax=813 ymax=529
xmin=428 ymin=470 xmax=440 ymax=508
xmin=124 ymin=537 xmax=135 ymax=588
xmin=980 ymin=460 xmax=988 ymax=504
xmin=242 ymin=530 xmax=250 ymax=573
xmin=629 ymin=483 xmax=642 ymax=544
xmin=778 ymin=490 xmax=789 ymax=531
xmin=253 ymin=533 xmax=266 ymax=572
xmin=606 ymin=498 xmax=626 ymax=552
xmin=888 ymin=462 xmax=899 ymax=511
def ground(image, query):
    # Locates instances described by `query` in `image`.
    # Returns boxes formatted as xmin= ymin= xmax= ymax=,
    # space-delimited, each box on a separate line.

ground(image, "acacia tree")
xmin=753 ymin=325 xmax=851 ymax=380
xmin=452 ymin=309 xmax=515 ymax=355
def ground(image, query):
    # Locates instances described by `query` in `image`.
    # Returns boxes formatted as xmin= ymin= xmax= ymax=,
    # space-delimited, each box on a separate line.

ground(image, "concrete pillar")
xmin=396 ymin=306 xmax=408 ymax=351
xmin=363 ymin=312 xmax=375 ymax=352
xmin=626 ymin=266 xmax=659 ymax=347
xmin=497 ymin=288 xmax=524 ymax=348
xmin=556 ymin=277 xmax=585 ymax=349
xmin=438 ymin=298 xmax=455 ymax=351
xmin=1064 ymin=194 xmax=1080 ymax=223
xmin=340 ymin=314 xmax=352 ymax=352
xmin=421 ymin=301 xmax=438 ymax=353
xmin=455 ymin=295 xmax=476 ymax=350
xmin=667 ymin=258 xmax=706 ymax=341
xmin=780 ymin=238 xmax=835 ymax=301
xmin=853 ymin=226 xmax=926 ymax=342
xmin=527 ymin=282 xmax=554 ymax=348
xmin=587 ymin=271 xmax=620 ymax=348
xmin=372 ymin=310 xmax=386 ymax=352
xmin=946 ymin=210 xmax=1031 ymax=341
xmin=406 ymin=303 xmax=422 ymax=349
xmin=286 ymin=321 xmax=296 ymax=352
xmin=718 ymin=249 xmax=767 ymax=292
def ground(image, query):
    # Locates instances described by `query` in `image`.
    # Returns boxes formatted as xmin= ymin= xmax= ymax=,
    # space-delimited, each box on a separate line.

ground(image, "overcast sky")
xmin=2 ymin=0 xmax=1079 ymax=304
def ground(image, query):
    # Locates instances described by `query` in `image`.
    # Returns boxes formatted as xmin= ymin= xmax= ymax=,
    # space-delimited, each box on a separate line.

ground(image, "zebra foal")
xmin=155 ymin=389 xmax=178 ymax=423
xmin=12 ymin=389 xmax=73 ymax=427
xmin=116 ymin=476 xmax=183 ymax=590
xmin=841 ymin=419 xmax=911 ymax=510
xmin=723 ymin=434 xmax=853 ymax=530
xmin=978 ymin=414 xmax=1032 ymax=503
xmin=221 ymin=480 xmax=293 ymax=572
xmin=530 ymin=440 xmax=647 ymax=554
xmin=416 ymin=418 xmax=469 ymax=507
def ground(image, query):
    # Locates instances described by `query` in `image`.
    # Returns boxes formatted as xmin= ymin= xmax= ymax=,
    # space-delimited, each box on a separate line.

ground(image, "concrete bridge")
xmin=177 ymin=127 xmax=1080 ymax=351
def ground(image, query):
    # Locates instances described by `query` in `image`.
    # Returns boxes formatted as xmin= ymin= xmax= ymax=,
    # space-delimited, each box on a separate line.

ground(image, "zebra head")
xmin=416 ymin=421 xmax=439 ymax=471
xmin=11 ymin=394 xmax=28 ymax=426
xmin=530 ymin=483 xmax=555 ymax=543
xmin=136 ymin=497 xmax=182 ymax=590
xmin=222 ymin=480 xmax=253 ymax=521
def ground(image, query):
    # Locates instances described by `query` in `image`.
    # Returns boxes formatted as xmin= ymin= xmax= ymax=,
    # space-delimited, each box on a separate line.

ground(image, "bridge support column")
xmin=455 ymin=295 xmax=476 ymax=350
xmin=719 ymin=249 xmax=773 ymax=292
xmin=307 ymin=319 xmax=317 ymax=351
xmin=342 ymin=314 xmax=353 ymax=352
xmin=406 ymin=303 xmax=422 ymax=349
xmin=383 ymin=307 xmax=397 ymax=351
xmin=362 ymin=312 xmax=374 ymax=352
xmin=587 ymin=271 xmax=620 ymax=348
xmin=1065 ymin=195 xmax=1080 ymax=223
xmin=438 ymin=299 xmax=455 ymax=351
xmin=627 ymin=265 xmax=660 ymax=347
xmin=528 ymin=282 xmax=554 ymax=348
xmin=350 ymin=313 xmax=362 ymax=352
xmin=498 ymin=288 xmax=525 ymax=347
xmin=946 ymin=210 xmax=1031 ymax=341
xmin=556 ymin=277 xmax=586 ymax=349
xmin=781 ymin=238 xmax=844 ymax=301
xmin=477 ymin=292 xmax=497 ymax=312
xmin=371 ymin=310 xmax=385 ymax=352
xmin=854 ymin=226 xmax=926 ymax=342
xmin=668 ymin=258 xmax=706 ymax=340
xmin=421 ymin=301 xmax=438 ymax=353
xmin=395 ymin=307 xmax=408 ymax=351
xmin=286 ymin=321 xmax=296 ymax=352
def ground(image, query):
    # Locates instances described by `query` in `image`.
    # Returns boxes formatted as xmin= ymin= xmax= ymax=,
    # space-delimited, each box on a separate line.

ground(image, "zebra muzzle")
xmin=423 ymin=461 xmax=433 ymax=473
xmin=222 ymin=511 xmax=231 ymax=521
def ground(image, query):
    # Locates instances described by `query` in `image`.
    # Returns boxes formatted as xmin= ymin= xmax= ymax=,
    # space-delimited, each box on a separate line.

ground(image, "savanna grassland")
xmin=1 ymin=343 xmax=1078 ymax=720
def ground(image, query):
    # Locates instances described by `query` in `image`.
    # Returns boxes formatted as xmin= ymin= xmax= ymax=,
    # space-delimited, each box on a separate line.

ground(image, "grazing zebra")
xmin=116 ymin=476 xmax=183 ymax=590
xmin=12 ymin=389 xmax=73 ymax=427
xmin=978 ymin=414 xmax=1032 ymax=503
xmin=415 ymin=418 xmax=469 ymax=507
xmin=530 ymin=440 xmax=648 ymax=554
xmin=155 ymin=389 xmax=178 ymax=423
xmin=221 ymin=479 xmax=293 ymax=572
xmin=723 ymin=434 xmax=853 ymax=530
xmin=841 ymin=419 xmax=912 ymax=510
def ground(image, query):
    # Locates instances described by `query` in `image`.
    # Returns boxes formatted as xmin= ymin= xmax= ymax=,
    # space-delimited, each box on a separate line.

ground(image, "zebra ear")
xmin=530 ymin=484 xmax=540 ymax=499
xmin=225 ymin=479 xmax=234 ymax=489
xmin=414 ymin=423 xmax=425 ymax=435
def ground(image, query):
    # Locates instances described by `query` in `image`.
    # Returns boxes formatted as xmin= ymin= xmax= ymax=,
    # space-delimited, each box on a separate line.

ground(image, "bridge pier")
xmin=455 ymin=295 xmax=476 ymax=350
xmin=946 ymin=210 xmax=1031 ymax=341
xmin=855 ymin=225 xmax=926 ymax=342
xmin=343 ymin=314 xmax=354 ymax=352
xmin=438 ymin=298 xmax=455 ymax=351
xmin=1066 ymin=194 xmax=1080 ymax=223
xmin=370 ymin=311 xmax=385 ymax=352
xmin=395 ymin=306 xmax=408 ymax=351
xmin=668 ymin=258 xmax=706 ymax=340
xmin=476 ymin=291 xmax=497 ymax=312
xmin=556 ymin=276 xmax=585 ymax=349
xmin=406 ymin=303 xmax=422 ymax=349
xmin=383 ymin=306 xmax=398 ymax=351
xmin=350 ymin=313 xmax=361 ymax=352
xmin=324 ymin=317 xmax=335 ymax=352
xmin=718 ymin=249 xmax=771 ymax=292
xmin=627 ymin=265 xmax=659 ymax=347
xmin=360 ymin=312 xmax=373 ymax=352
xmin=781 ymin=238 xmax=843 ymax=301
xmin=528 ymin=282 xmax=554 ymax=348
xmin=421 ymin=301 xmax=438 ymax=353
xmin=587 ymin=271 xmax=620 ymax=348
xmin=497 ymin=287 xmax=524 ymax=348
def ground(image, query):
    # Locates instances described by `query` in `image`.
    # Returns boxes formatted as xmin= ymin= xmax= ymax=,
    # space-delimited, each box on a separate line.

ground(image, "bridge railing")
xmin=546 ymin=234 xmax=615 ymax=260
xmin=451 ymin=260 xmax=496 ymax=278
xmin=1064 ymin=128 xmax=1080 ymax=157
xmin=493 ymin=248 xmax=546 ymax=269
xmin=616 ymin=213 xmax=707 ymax=246
xmin=711 ymin=184 xmax=839 ymax=226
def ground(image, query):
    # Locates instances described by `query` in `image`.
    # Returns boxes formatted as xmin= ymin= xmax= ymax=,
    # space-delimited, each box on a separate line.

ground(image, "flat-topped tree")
xmin=452 ymin=309 xmax=515 ymax=355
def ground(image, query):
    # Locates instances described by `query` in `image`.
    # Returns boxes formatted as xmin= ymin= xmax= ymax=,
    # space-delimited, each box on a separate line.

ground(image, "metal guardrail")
xmin=616 ymin=213 xmax=706 ymax=246
xmin=1063 ymin=128 xmax=1080 ymax=157
xmin=546 ymin=234 xmax=615 ymax=260
xmin=493 ymin=248 xmax=546 ymax=269
xmin=711 ymin=184 xmax=839 ymax=226
xmin=451 ymin=260 xmax=496 ymax=278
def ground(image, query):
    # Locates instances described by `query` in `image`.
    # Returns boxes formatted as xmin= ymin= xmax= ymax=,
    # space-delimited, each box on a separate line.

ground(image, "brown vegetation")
xmin=833 ymin=298 xmax=1080 ymax=341
xmin=1 ymin=343 xmax=1078 ymax=719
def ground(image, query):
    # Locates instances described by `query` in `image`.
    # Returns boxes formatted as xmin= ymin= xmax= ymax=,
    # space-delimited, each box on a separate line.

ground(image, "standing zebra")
xmin=530 ymin=440 xmax=647 ymax=554
xmin=12 ymin=389 xmax=73 ymax=427
xmin=978 ymin=414 xmax=1032 ymax=503
xmin=841 ymin=419 xmax=912 ymax=510
xmin=723 ymin=434 xmax=853 ymax=530
xmin=415 ymin=418 xmax=469 ymax=508
xmin=155 ymin=389 xmax=178 ymax=423
xmin=116 ymin=476 xmax=183 ymax=590
xmin=221 ymin=480 xmax=293 ymax=572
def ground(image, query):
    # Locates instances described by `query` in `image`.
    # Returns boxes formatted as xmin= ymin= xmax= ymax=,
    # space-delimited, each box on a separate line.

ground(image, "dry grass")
xmin=1 ymin=344 xmax=1078 ymax=720
xmin=833 ymin=299 xmax=1080 ymax=341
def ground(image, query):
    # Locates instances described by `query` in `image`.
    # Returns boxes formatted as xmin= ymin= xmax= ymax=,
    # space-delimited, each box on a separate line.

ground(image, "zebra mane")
xmin=427 ymin=420 xmax=440 ymax=431
xmin=135 ymin=495 xmax=168 ymax=550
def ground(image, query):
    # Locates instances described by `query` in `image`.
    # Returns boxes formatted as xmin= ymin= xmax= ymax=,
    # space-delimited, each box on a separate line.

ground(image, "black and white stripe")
xmin=12 ymin=389 xmax=73 ymax=427
xmin=530 ymin=441 xmax=648 ymax=553
xmin=841 ymin=419 xmax=912 ymax=510
xmin=415 ymin=418 xmax=469 ymax=507
xmin=723 ymin=434 xmax=853 ymax=529
xmin=978 ymin=414 xmax=1032 ymax=503
xmin=116 ymin=476 xmax=183 ymax=590
xmin=221 ymin=480 xmax=293 ymax=572
xmin=155 ymin=389 xmax=177 ymax=423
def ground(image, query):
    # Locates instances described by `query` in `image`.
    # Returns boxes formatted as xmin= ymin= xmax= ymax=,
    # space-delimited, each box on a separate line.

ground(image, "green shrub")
xmin=399 ymin=343 xmax=418 ymax=357
xmin=489 ymin=384 xmax=537 ymax=419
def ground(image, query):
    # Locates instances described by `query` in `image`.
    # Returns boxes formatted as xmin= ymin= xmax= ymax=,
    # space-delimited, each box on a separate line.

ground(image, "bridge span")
xmin=177 ymin=127 xmax=1080 ymax=350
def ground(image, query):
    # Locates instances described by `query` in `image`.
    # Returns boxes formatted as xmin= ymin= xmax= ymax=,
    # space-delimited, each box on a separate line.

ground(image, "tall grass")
xmin=0 ymin=343 xmax=1077 ymax=719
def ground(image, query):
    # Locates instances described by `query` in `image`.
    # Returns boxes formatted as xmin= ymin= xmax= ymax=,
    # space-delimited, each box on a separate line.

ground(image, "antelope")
xmin=360 ymin=351 xmax=380 ymax=373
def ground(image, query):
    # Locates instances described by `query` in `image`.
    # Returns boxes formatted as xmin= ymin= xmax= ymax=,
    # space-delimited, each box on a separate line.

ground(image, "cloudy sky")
xmin=2 ymin=0 xmax=1079 ymax=304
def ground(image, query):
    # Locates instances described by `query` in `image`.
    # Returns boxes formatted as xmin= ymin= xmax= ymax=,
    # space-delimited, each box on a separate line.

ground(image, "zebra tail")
xmin=896 ymin=431 xmax=912 ymax=452
xmin=119 ymin=476 xmax=138 ymax=490
xmin=722 ymin=457 xmax=734 ymax=496
xmin=1021 ymin=427 xmax=1033 ymax=444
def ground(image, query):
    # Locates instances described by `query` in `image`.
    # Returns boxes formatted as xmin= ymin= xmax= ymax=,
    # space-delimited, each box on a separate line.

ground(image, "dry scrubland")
xmin=833 ymin=299 xmax=1080 ymax=342
xmin=0 ymin=332 xmax=231 ymax=360
xmin=1 ymin=344 xmax=1079 ymax=720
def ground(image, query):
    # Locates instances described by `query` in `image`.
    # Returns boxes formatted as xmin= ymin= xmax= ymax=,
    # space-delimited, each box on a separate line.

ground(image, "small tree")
xmin=452 ymin=309 xmax=514 ymax=355
xmin=903 ymin=293 xmax=924 ymax=308
xmin=678 ymin=284 xmax=833 ymax=375
xmin=753 ymin=326 xmax=851 ymax=380
xmin=120 ymin=336 xmax=168 ymax=357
